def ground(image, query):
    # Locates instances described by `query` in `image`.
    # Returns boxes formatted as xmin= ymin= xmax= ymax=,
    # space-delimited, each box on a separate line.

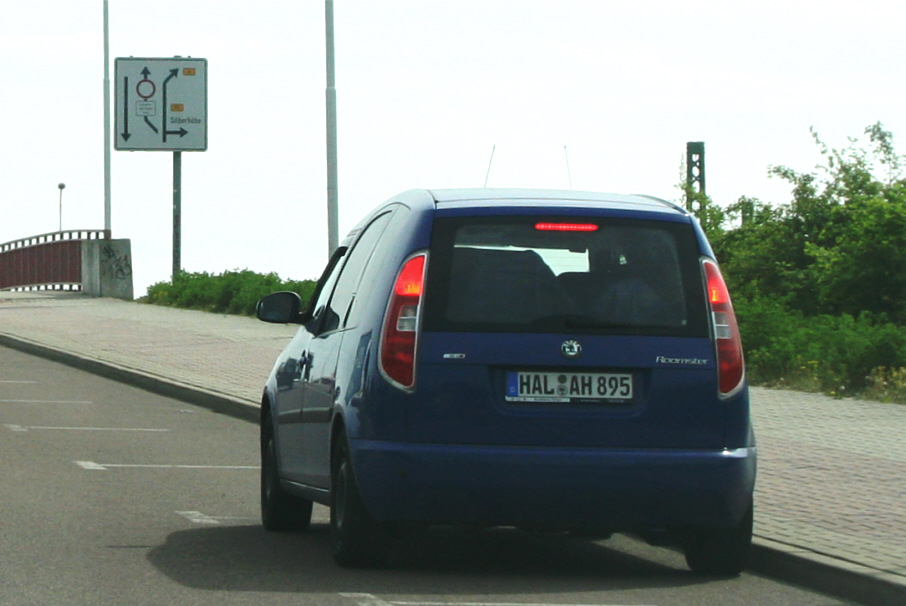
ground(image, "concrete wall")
xmin=82 ymin=239 xmax=134 ymax=300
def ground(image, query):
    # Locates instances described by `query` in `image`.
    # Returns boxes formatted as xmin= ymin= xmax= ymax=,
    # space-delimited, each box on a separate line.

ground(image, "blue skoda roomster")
xmin=256 ymin=188 xmax=756 ymax=575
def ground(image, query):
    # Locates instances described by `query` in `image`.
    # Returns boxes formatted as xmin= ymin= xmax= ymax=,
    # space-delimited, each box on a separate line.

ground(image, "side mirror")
xmin=256 ymin=291 xmax=305 ymax=324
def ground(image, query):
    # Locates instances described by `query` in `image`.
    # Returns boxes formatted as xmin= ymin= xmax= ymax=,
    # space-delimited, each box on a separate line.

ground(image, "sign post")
xmin=114 ymin=57 xmax=207 ymax=280
xmin=173 ymin=152 xmax=182 ymax=279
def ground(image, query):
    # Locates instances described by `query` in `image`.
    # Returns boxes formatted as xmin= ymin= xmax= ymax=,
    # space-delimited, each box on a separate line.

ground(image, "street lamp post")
xmin=58 ymin=183 xmax=66 ymax=232
xmin=325 ymin=0 xmax=338 ymax=256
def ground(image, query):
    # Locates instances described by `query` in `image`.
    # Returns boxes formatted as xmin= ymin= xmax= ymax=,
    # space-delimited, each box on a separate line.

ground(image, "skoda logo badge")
xmin=561 ymin=340 xmax=582 ymax=359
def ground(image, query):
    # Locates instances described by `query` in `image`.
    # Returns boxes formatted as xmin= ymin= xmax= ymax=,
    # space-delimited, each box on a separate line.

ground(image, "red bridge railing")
xmin=0 ymin=230 xmax=110 ymax=291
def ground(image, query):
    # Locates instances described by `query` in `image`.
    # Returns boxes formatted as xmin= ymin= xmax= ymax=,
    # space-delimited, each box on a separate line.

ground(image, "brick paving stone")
xmin=750 ymin=384 xmax=906 ymax=585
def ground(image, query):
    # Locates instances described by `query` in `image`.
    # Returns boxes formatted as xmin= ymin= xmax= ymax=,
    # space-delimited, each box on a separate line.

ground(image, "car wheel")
xmin=683 ymin=503 xmax=753 ymax=576
xmin=330 ymin=436 xmax=387 ymax=567
xmin=261 ymin=415 xmax=312 ymax=532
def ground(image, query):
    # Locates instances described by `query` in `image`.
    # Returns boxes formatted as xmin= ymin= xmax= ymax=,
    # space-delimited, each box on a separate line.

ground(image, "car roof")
xmin=423 ymin=188 xmax=689 ymax=216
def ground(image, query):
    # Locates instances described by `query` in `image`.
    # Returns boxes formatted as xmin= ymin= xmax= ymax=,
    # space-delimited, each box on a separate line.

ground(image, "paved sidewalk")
xmin=1 ymin=291 xmax=904 ymax=604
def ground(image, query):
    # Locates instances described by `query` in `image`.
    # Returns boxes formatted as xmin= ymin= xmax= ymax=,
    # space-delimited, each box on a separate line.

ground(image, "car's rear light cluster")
xmin=380 ymin=253 xmax=427 ymax=389
xmin=702 ymin=259 xmax=745 ymax=398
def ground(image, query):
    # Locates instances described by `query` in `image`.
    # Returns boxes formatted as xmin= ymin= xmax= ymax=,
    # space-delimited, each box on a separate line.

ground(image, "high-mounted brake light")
xmin=380 ymin=254 xmax=427 ymax=389
xmin=703 ymin=259 xmax=745 ymax=398
xmin=534 ymin=222 xmax=599 ymax=232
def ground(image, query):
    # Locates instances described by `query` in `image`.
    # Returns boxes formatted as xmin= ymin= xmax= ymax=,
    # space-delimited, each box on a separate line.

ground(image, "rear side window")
xmin=423 ymin=216 xmax=708 ymax=336
xmin=321 ymin=211 xmax=393 ymax=332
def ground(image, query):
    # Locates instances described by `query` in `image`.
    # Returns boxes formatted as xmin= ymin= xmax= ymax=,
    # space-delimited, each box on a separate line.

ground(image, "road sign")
xmin=114 ymin=57 xmax=207 ymax=151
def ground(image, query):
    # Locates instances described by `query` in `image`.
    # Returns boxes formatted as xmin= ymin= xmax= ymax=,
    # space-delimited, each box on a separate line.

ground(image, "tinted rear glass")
xmin=423 ymin=215 xmax=708 ymax=336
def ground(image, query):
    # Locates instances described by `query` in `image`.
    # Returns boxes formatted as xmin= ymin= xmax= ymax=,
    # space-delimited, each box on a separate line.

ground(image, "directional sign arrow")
xmin=165 ymin=127 xmax=189 ymax=138
xmin=162 ymin=69 xmax=179 ymax=143
xmin=120 ymin=76 xmax=131 ymax=141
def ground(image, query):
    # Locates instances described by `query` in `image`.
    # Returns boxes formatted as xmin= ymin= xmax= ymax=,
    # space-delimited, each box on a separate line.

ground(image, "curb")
xmin=0 ymin=333 xmax=260 ymax=424
xmin=2 ymin=331 xmax=904 ymax=604
xmin=749 ymin=538 xmax=905 ymax=606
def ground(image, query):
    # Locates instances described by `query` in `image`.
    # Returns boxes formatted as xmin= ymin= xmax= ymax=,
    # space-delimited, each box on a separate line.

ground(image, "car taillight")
xmin=380 ymin=253 xmax=427 ymax=389
xmin=703 ymin=259 xmax=745 ymax=398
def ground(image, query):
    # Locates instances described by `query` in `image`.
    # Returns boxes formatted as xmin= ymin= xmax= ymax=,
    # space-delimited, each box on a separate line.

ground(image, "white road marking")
xmin=0 ymin=380 xmax=37 ymax=384
xmin=176 ymin=511 xmax=220 ymax=525
xmin=341 ymin=594 xmax=396 ymax=606
xmin=74 ymin=460 xmax=257 ymax=471
xmin=392 ymin=603 xmax=652 ymax=606
xmin=175 ymin=511 xmax=258 ymax=525
xmin=4 ymin=424 xmax=169 ymax=433
xmin=340 ymin=595 xmax=656 ymax=606
xmin=0 ymin=399 xmax=93 ymax=404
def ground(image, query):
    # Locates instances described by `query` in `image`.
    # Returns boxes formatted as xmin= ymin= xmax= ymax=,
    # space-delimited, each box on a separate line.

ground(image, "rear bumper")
xmin=351 ymin=440 xmax=756 ymax=530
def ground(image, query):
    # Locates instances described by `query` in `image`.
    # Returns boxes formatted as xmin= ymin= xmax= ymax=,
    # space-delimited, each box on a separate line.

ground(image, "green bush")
xmin=735 ymin=296 xmax=906 ymax=399
xmin=142 ymin=269 xmax=317 ymax=316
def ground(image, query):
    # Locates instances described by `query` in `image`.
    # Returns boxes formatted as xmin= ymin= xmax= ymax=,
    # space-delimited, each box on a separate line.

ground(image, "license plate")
xmin=506 ymin=371 xmax=633 ymax=402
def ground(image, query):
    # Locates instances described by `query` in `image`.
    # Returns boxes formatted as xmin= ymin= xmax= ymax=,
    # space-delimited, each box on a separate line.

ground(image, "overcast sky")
xmin=2 ymin=0 xmax=904 ymax=296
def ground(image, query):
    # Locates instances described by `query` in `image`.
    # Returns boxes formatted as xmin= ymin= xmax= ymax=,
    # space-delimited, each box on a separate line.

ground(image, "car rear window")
xmin=423 ymin=215 xmax=708 ymax=336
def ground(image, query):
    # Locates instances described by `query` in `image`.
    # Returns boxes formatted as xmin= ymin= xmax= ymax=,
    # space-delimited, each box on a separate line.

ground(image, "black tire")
xmin=261 ymin=415 xmax=313 ymax=532
xmin=330 ymin=437 xmax=387 ymax=567
xmin=684 ymin=503 xmax=753 ymax=576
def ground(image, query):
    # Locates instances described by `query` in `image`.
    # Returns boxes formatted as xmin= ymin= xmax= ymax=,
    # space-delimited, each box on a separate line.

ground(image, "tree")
xmin=714 ymin=122 xmax=906 ymax=321
xmin=711 ymin=197 xmax=807 ymax=307
xmin=774 ymin=123 xmax=906 ymax=321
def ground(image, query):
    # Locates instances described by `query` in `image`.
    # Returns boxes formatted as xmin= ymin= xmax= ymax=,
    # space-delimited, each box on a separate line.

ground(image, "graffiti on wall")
xmin=100 ymin=243 xmax=133 ymax=281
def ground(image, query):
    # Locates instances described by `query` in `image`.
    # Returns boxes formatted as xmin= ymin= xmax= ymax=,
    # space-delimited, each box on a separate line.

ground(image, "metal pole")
xmin=58 ymin=183 xmax=65 ymax=232
xmin=103 ymin=0 xmax=111 ymax=235
xmin=172 ymin=152 xmax=181 ymax=280
xmin=325 ymin=0 xmax=339 ymax=255
xmin=685 ymin=141 xmax=706 ymax=211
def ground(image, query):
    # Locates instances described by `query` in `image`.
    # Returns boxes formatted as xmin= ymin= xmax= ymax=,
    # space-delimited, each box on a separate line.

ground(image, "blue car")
xmin=256 ymin=188 xmax=755 ymax=574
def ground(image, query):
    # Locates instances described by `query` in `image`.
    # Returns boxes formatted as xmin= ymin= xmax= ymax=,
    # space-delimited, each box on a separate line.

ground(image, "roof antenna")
xmin=483 ymin=144 xmax=496 ymax=188
xmin=564 ymin=145 xmax=573 ymax=190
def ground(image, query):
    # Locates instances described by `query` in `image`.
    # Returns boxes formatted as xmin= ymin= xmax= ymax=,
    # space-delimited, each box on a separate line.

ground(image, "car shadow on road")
xmin=146 ymin=522 xmax=709 ymax=595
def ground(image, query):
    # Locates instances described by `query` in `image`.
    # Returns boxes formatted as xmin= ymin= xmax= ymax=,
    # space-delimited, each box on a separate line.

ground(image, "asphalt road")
xmin=0 ymin=346 xmax=854 ymax=606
